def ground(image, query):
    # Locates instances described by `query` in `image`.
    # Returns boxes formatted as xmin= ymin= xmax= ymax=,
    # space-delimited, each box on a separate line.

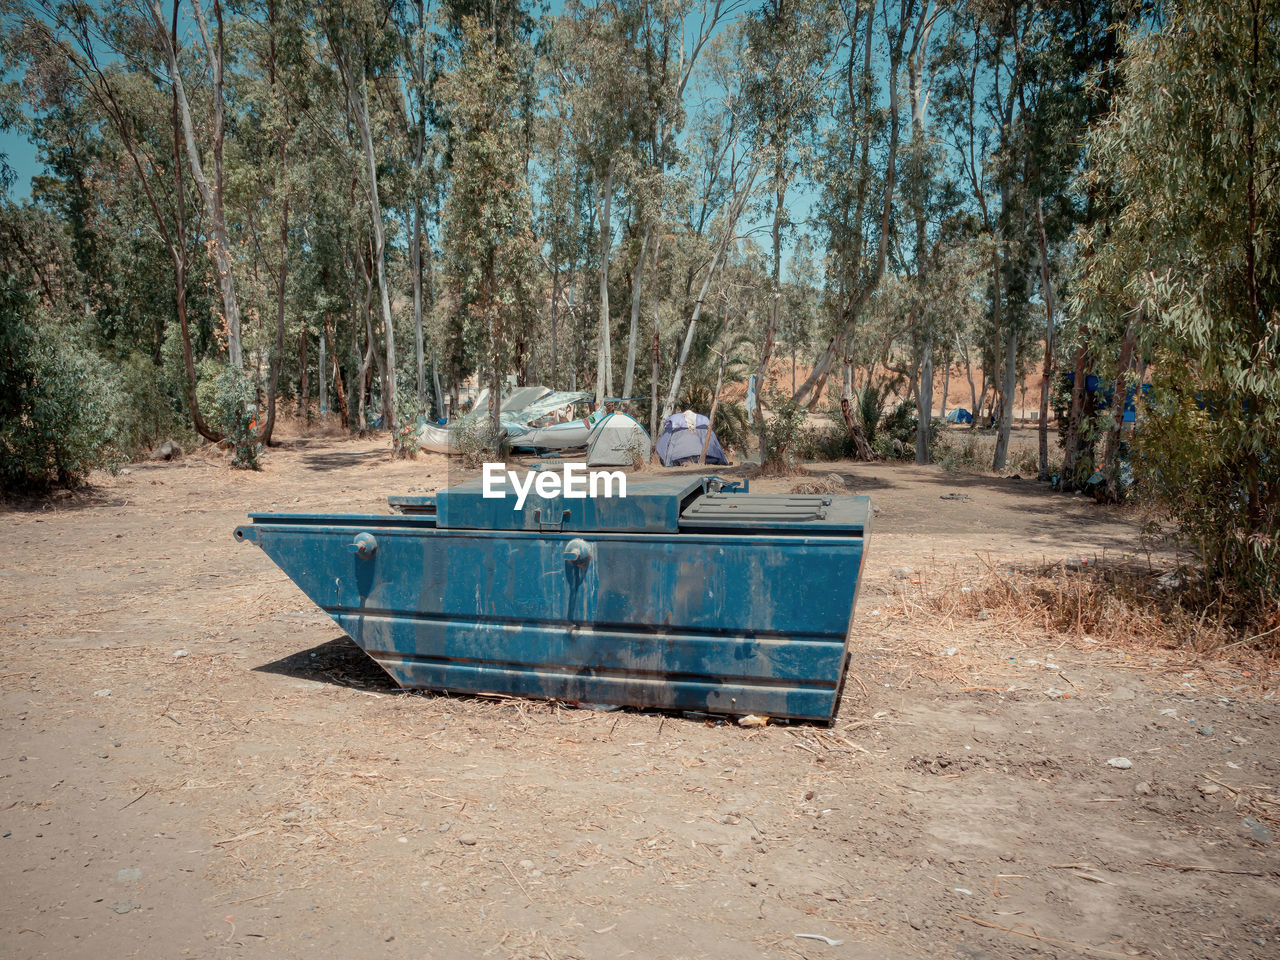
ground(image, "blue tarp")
xmin=655 ymin=411 xmax=727 ymax=466
xmin=1064 ymin=374 xmax=1150 ymax=422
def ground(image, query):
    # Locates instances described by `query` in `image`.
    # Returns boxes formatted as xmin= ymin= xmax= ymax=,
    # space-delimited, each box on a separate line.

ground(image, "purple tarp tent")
xmin=655 ymin=411 xmax=728 ymax=466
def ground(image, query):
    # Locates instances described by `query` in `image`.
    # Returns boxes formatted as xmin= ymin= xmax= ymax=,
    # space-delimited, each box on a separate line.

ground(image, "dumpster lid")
xmin=389 ymin=474 xmax=867 ymax=536
xmin=431 ymin=474 xmax=708 ymax=532
xmin=678 ymin=491 xmax=868 ymax=535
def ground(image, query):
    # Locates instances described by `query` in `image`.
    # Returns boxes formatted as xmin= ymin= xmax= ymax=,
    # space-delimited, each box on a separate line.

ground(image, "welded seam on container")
xmin=327 ymin=606 xmax=848 ymax=642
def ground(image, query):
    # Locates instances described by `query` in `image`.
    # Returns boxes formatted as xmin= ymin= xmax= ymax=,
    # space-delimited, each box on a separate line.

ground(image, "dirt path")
xmin=2 ymin=437 xmax=1276 ymax=960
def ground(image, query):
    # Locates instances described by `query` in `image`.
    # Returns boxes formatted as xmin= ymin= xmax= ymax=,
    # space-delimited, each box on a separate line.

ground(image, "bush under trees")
xmin=1070 ymin=0 xmax=1279 ymax=624
xmin=0 ymin=278 xmax=116 ymax=494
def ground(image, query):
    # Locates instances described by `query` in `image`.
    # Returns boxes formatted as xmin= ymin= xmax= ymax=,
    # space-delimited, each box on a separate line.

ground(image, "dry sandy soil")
xmin=2 ymin=434 xmax=1277 ymax=960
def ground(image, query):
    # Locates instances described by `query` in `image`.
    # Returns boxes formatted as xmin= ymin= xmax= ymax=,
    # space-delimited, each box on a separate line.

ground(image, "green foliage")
xmin=1070 ymin=0 xmax=1280 ymax=623
xmin=208 ymin=367 xmax=262 ymax=470
xmin=791 ymin=422 xmax=858 ymax=462
xmin=393 ymin=375 xmax=429 ymax=458
xmin=757 ymin=388 xmax=808 ymax=469
xmin=451 ymin=416 xmax=503 ymax=469
xmin=0 ymin=279 xmax=115 ymax=494
xmin=112 ymin=351 xmax=189 ymax=458
xmin=937 ymin=432 xmax=980 ymax=473
xmin=440 ymin=17 xmax=538 ymax=429
xmin=856 ymin=383 xmax=890 ymax=444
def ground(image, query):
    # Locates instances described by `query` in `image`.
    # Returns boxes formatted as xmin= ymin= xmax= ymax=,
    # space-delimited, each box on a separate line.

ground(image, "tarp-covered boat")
xmin=235 ymin=476 xmax=870 ymax=722
xmin=417 ymin=387 xmax=593 ymax=454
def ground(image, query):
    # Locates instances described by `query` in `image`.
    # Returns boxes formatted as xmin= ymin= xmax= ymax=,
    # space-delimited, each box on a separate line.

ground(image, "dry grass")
xmin=901 ymin=558 xmax=1278 ymax=657
xmin=790 ymin=473 xmax=852 ymax=495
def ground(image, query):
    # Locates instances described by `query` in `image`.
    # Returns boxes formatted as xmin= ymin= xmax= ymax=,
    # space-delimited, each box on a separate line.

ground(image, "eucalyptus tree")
xmin=395 ymin=0 xmax=440 ymax=411
xmin=618 ymin=0 xmax=739 ymax=408
xmin=936 ymin=0 xmax=1041 ymax=470
xmin=146 ymin=0 xmax=246 ymax=370
xmin=741 ymin=0 xmax=837 ymax=449
xmin=657 ymin=19 xmax=765 ymax=427
xmin=899 ymin=0 xmax=954 ymax=462
xmin=534 ymin=101 xmax=592 ymax=388
xmin=231 ymin=0 xmax=314 ymax=443
xmin=4 ymin=0 xmax=230 ymax=439
xmin=439 ymin=16 xmax=538 ymax=441
xmin=781 ymin=234 xmax=822 ymax=393
xmin=800 ymin=0 xmax=913 ymax=461
xmin=1070 ymin=0 xmax=1277 ymax=607
xmin=551 ymin=1 xmax=637 ymax=405
xmin=317 ymin=0 xmax=405 ymax=445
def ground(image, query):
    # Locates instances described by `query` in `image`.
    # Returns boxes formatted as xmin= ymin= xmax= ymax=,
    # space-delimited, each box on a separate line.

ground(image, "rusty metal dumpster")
xmin=234 ymin=476 xmax=869 ymax=722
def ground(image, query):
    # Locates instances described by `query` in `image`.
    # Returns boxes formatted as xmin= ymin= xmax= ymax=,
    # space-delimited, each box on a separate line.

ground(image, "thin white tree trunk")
xmin=939 ymin=355 xmax=950 ymax=421
xmin=318 ymin=327 xmax=327 ymax=420
xmin=594 ymin=159 xmax=616 ymax=410
xmin=752 ymin=164 xmax=787 ymax=451
xmin=351 ymin=72 xmax=397 ymax=440
xmin=1034 ymin=197 xmax=1055 ymax=480
xmin=647 ymin=234 xmax=663 ymax=460
xmin=622 ymin=222 xmax=651 ymax=406
xmin=150 ymin=0 xmax=242 ymax=368
xmin=412 ymin=203 xmax=425 ymax=406
xmin=662 ymin=160 xmax=760 ymax=422
xmin=701 ymin=302 xmax=729 ymax=465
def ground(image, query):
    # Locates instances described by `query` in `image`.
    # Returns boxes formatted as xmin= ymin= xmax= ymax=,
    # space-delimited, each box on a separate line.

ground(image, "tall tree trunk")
xmin=297 ymin=328 xmax=309 ymax=421
xmin=839 ymin=361 xmax=875 ymax=460
xmin=165 ymin=16 xmax=219 ymax=442
xmin=621 ymin=223 xmax=651 ymax=407
xmin=594 ymin=158 xmax=616 ymax=409
xmin=151 ymin=0 xmax=243 ymax=368
xmin=960 ymin=334 xmax=977 ymax=424
xmin=752 ymin=160 xmax=788 ymax=455
xmin=662 ymin=161 xmax=760 ymax=422
xmin=432 ymin=352 xmax=445 ymax=420
xmin=325 ymin=319 xmax=349 ymax=429
xmin=1034 ymin=197 xmax=1055 ymax=481
xmin=939 ymin=355 xmax=950 ymax=421
xmin=356 ymin=328 xmax=371 ymax=432
xmin=648 ymin=235 xmax=663 ymax=462
xmin=700 ymin=310 xmax=729 ymax=466
xmin=1101 ymin=315 xmax=1138 ymax=503
xmin=916 ymin=330 xmax=933 ymax=462
xmin=992 ymin=326 xmax=1017 ymax=469
xmin=909 ymin=1 xmax=935 ymax=464
xmin=411 ymin=202 xmax=426 ymax=406
xmin=318 ymin=325 xmax=327 ymax=420
xmin=351 ymin=73 xmax=398 ymax=442
xmin=260 ymin=0 xmax=288 ymax=446
xmin=550 ymin=264 xmax=561 ymax=387
xmin=1060 ymin=343 xmax=1088 ymax=487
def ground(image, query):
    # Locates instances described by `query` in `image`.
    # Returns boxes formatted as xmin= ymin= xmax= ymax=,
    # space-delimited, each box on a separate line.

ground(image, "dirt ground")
xmin=2 ymin=434 xmax=1277 ymax=960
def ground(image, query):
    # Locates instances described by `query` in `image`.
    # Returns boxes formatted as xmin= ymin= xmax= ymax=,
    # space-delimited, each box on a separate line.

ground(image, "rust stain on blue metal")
xmin=234 ymin=476 xmax=870 ymax=722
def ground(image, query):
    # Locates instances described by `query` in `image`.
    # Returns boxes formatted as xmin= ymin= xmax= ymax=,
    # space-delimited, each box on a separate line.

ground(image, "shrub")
xmin=792 ymin=423 xmax=858 ymax=461
xmin=112 ymin=351 xmax=189 ymax=459
xmin=857 ymin=383 xmax=890 ymax=443
xmin=208 ymin=366 xmax=262 ymax=470
xmin=0 ymin=279 xmax=116 ymax=493
xmin=757 ymin=389 xmax=808 ymax=469
xmin=452 ymin=416 xmax=502 ymax=468
xmin=938 ymin=431 xmax=991 ymax=473
xmin=393 ymin=393 xmax=428 ymax=459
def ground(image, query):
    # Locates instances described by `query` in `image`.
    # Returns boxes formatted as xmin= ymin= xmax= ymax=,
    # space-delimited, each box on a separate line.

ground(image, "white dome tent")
xmin=584 ymin=413 xmax=651 ymax=466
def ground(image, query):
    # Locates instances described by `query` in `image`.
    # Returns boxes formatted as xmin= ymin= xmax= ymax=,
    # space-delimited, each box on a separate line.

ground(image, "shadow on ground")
xmin=254 ymin=635 xmax=400 ymax=691
xmin=300 ymin=450 xmax=389 ymax=471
